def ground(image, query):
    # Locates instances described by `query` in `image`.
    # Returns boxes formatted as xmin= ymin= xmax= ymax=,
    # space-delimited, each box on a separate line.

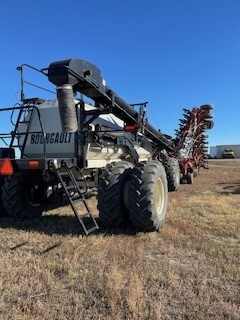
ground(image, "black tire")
xmin=0 ymin=177 xmax=7 ymax=216
xmin=97 ymin=161 xmax=133 ymax=228
xmin=200 ymin=104 xmax=214 ymax=110
xmin=2 ymin=170 xmax=49 ymax=218
xmin=187 ymin=172 xmax=194 ymax=184
xmin=162 ymin=156 xmax=181 ymax=191
xmin=128 ymin=161 xmax=168 ymax=232
xmin=203 ymin=119 xmax=214 ymax=130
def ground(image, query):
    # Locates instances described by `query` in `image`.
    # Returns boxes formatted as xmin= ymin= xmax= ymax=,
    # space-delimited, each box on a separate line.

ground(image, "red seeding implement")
xmin=0 ymin=59 xmax=213 ymax=234
xmin=173 ymin=105 xmax=214 ymax=184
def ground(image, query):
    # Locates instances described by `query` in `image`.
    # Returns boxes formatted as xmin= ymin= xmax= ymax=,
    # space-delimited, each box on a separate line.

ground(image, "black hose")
xmin=57 ymin=84 xmax=78 ymax=132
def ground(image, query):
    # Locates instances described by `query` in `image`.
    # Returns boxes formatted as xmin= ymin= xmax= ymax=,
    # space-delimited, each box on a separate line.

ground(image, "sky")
xmin=0 ymin=0 xmax=240 ymax=147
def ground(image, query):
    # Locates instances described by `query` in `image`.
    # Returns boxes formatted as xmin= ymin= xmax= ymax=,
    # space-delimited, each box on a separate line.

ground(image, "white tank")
xmin=17 ymin=100 xmax=150 ymax=166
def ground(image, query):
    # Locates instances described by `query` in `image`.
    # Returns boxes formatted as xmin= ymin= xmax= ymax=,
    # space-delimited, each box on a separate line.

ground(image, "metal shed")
xmin=210 ymin=144 xmax=240 ymax=158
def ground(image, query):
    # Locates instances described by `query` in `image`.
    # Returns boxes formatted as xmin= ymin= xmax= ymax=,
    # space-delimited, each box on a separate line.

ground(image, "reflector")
xmin=0 ymin=158 xmax=13 ymax=175
xmin=28 ymin=160 xmax=40 ymax=168
xmin=124 ymin=123 xmax=141 ymax=132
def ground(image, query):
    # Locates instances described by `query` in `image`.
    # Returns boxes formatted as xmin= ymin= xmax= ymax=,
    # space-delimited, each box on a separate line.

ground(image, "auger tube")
xmin=47 ymin=58 xmax=174 ymax=151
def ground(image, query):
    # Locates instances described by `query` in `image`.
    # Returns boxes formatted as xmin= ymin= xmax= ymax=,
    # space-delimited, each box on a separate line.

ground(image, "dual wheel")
xmin=97 ymin=160 xmax=168 ymax=232
xmin=160 ymin=155 xmax=180 ymax=191
xmin=0 ymin=162 xmax=168 ymax=234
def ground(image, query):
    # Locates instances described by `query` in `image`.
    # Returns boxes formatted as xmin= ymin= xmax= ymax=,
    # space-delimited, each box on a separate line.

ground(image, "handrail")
xmin=0 ymin=104 xmax=46 ymax=158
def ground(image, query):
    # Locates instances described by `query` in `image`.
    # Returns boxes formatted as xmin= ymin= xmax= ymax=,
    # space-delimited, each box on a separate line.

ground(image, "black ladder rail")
xmin=10 ymin=107 xmax=35 ymax=157
xmin=52 ymin=161 xmax=99 ymax=235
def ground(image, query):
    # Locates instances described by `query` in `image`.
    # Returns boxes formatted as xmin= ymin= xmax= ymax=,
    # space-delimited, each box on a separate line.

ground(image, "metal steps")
xmin=53 ymin=160 xmax=99 ymax=235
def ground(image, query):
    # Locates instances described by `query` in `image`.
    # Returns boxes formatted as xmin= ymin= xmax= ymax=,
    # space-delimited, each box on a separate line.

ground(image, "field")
xmin=0 ymin=159 xmax=239 ymax=319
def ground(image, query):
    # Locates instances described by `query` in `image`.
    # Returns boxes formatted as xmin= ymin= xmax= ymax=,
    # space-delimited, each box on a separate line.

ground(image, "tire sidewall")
xmin=2 ymin=170 xmax=48 ymax=218
xmin=128 ymin=161 xmax=168 ymax=231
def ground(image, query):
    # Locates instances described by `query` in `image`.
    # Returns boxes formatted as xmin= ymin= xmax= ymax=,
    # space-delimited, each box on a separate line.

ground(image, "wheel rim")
xmin=155 ymin=177 xmax=165 ymax=214
xmin=176 ymin=165 xmax=180 ymax=185
xmin=25 ymin=177 xmax=47 ymax=207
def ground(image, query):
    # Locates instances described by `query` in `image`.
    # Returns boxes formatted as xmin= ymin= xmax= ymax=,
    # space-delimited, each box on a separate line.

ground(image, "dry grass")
xmin=0 ymin=159 xmax=239 ymax=319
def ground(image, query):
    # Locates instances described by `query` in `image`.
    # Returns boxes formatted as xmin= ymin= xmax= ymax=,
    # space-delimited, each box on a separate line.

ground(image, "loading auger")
xmin=0 ymin=58 xmax=214 ymax=234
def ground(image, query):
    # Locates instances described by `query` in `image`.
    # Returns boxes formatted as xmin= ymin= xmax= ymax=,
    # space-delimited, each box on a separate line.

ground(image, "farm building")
xmin=210 ymin=144 xmax=240 ymax=158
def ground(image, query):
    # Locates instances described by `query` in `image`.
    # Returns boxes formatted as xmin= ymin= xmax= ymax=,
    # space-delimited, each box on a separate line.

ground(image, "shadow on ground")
xmin=0 ymin=214 xmax=137 ymax=237
xmin=218 ymin=182 xmax=240 ymax=195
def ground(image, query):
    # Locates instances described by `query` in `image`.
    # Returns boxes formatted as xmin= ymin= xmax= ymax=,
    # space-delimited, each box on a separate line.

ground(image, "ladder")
xmin=52 ymin=160 xmax=99 ymax=235
xmin=10 ymin=107 xmax=35 ymax=154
